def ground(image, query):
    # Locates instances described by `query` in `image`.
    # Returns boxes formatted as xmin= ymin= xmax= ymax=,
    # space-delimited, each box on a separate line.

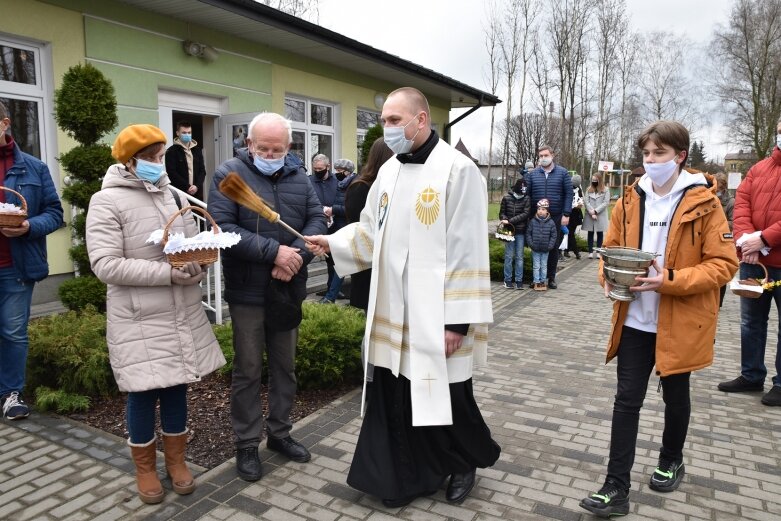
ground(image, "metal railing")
xmin=170 ymin=187 xmax=224 ymax=324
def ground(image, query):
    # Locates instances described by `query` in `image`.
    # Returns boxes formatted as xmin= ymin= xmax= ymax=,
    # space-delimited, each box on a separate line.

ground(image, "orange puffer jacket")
xmin=733 ymin=147 xmax=781 ymax=268
xmin=601 ymin=173 xmax=739 ymax=376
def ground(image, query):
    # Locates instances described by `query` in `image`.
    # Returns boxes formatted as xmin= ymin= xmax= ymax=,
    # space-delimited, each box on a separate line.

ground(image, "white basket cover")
xmin=147 ymin=229 xmax=241 ymax=254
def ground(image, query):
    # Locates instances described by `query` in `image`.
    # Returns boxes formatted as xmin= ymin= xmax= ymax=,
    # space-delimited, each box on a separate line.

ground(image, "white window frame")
xmin=285 ymin=95 xmax=338 ymax=166
xmin=0 ymin=34 xmax=58 ymax=187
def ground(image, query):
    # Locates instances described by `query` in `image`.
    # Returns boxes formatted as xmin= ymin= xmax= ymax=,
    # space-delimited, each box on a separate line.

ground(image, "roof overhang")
xmin=114 ymin=0 xmax=501 ymax=109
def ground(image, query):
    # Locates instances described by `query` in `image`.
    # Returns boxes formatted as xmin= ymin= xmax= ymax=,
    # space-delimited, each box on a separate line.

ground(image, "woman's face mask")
xmin=133 ymin=158 xmax=165 ymax=184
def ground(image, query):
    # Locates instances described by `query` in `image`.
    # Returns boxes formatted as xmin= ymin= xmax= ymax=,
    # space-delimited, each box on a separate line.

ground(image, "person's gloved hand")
xmin=171 ymin=261 xmax=206 ymax=285
xmin=561 ymin=224 xmax=569 ymax=235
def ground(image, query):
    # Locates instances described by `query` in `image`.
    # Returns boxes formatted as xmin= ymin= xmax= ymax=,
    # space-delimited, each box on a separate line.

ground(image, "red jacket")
xmin=734 ymin=147 xmax=781 ymax=268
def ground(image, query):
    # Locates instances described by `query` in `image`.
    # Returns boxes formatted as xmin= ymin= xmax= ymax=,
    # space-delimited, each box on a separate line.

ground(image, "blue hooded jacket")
xmin=525 ymin=164 xmax=573 ymax=218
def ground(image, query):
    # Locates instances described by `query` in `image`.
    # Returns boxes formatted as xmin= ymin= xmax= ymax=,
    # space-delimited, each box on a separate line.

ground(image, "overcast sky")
xmin=318 ymin=0 xmax=735 ymax=164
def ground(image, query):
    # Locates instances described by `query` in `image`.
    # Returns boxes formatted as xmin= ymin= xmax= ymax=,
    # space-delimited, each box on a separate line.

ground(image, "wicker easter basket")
xmin=495 ymin=222 xmax=516 ymax=242
xmin=731 ymin=262 xmax=768 ymax=299
xmin=0 ymin=186 xmax=28 ymax=227
xmin=162 ymin=206 xmax=220 ymax=268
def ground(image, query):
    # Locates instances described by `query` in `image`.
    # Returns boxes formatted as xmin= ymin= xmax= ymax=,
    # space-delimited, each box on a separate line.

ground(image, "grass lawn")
xmin=488 ymin=202 xmax=500 ymax=220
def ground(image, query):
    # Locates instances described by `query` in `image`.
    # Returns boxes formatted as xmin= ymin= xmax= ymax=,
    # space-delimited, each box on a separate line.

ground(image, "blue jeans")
xmin=503 ymin=235 xmax=525 ymax=283
xmin=324 ymin=273 xmax=344 ymax=301
xmin=126 ymin=384 xmax=188 ymax=444
xmin=739 ymin=263 xmax=781 ymax=387
xmin=0 ymin=267 xmax=35 ymax=397
xmin=531 ymin=251 xmax=548 ymax=283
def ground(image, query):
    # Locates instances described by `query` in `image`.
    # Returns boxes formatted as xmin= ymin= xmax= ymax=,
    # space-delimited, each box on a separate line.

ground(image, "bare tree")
xmin=711 ymin=0 xmax=781 ymax=159
xmin=592 ymin=0 xmax=626 ymax=163
xmin=548 ymin=0 xmax=594 ymax=166
xmin=637 ymin=31 xmax=700 ymax=126
xmin=498 ymin=0 xmax=525 ymax=190
xmin=264 ymin=0 xmax=320 ymax=21
xmin=615 ymin=27 xmax=639 ymax=169
xmin=483 ymin=0 xmax=503 ymax=183
xmin=515 ymin=0 xmax=540 ymax=152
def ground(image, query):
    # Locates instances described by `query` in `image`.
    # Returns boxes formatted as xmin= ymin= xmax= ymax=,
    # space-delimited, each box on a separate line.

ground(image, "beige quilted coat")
xmin=86 ymin=165 xmax=225 ymax=392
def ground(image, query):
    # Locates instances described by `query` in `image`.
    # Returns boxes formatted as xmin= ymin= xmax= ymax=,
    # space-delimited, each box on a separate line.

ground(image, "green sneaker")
xmin=579 ymin=480 xmax=630 ymax=518
xmin=649 ymin=459 xmax=685 ymax=492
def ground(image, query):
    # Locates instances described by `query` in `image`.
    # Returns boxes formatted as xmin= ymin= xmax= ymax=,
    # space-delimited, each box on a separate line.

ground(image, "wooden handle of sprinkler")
xmin=278 ymin=219 xmax=329 ymax=259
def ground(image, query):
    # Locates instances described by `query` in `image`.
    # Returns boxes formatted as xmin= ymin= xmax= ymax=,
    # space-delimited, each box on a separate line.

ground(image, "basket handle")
xmin=0 ymin=186 xmax=28 ymax=214
xmin=756 ymin=261 xmax=769 ymax=282
xmin=162 ymin=205 xmax=220 ymax=247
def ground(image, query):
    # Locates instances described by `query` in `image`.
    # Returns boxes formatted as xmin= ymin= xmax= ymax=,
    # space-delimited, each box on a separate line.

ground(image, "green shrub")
xmin=58 ymin=144 xmax=113 ymax=185
xmin=212 ymin=322 xmax=235 ymax=377
xmin=27 ymin=306 xmax=116 ymax=398
xmin=54 ymin=63 xmax=117 ymax=144
xmin=58 ymin=276 xmax=107 ymax=312
xmin=34 ymin=387 xmax=90 ymax=414
xmin=359 ymin=124 xmax=383 ymax=165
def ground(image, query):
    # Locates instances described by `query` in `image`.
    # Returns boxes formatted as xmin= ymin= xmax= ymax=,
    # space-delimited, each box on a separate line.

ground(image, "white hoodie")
xmin=624 ymin=170 xmax=708 ymax=333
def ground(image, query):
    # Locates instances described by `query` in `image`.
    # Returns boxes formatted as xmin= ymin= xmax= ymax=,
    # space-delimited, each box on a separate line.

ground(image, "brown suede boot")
xmin=129 ymin=438 xmax=164 ymax=504
xmin=162 ymin=430 xmax=195 ymax=495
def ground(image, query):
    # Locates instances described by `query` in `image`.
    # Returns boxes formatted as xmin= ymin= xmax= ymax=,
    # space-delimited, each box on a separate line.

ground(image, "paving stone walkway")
xmin=2 ymin=256 xmax=780 ymax=520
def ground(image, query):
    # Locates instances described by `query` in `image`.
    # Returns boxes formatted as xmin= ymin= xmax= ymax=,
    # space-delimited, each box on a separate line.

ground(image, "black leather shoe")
xmin=236 ymin=447 xmax=262 ymax=481
xmin=381 ymin=489 xmax=437 ymax=508
xmin=267 ymin=436 xmax=311 ymax=463
xmin=446 ymin=468 xmax=476 ymax=504
xmin=717 ymin=375 xmax=763 ymax=393
xmin=547 ymin=280 xmax=558 ymax=290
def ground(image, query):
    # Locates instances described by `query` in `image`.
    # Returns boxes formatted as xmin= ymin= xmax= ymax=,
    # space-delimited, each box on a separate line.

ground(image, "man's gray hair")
xmin=247 ymin=112 xmax=292 ymax=143
xmin=312 ymin=153 xmax=330 ymax=165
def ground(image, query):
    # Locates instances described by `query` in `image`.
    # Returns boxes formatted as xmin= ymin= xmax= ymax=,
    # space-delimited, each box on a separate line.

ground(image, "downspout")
xmin=444 ymin=94 xmax=485 ymax=144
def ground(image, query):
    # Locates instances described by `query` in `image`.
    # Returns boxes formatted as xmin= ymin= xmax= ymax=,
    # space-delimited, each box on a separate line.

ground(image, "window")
xmin=0 ymin=37 xmax=51 ymax=164
xmin=356 ymin=108 xmax=380 ymax=166
xmin=285 ymin=96 xmax=336 ymax=165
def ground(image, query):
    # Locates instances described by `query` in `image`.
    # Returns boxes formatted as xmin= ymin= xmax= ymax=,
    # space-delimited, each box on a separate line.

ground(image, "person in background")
xmin=580 ymin=120 xmax=737 ymax=518
xmin=499 ymin=177 xmax=532 ymax=289
xmin=0 ymin=101 xmax=64 ymax=421
xmin=309 ymin=154 xmax=340 ymax=303
xmin=564 ymin=174 xmax=584 ymax=260
xmin=583 ymin=172 xmax=610 ymax=259
xmin=322 ymin=158 xmax=357 ymax=303
xmin=525 ymin=198 xmax=558 ymax=291
xmin=306 ymin=87 xmax=499 ymax=508
xmin=714 ymin=172 xmax=734 ymax=307
xmin=87 ymin=124 xmax=225 ymax=504
xmin=525 ymin=146 xmax=573 ymax=289
xmin=165 ymin=121 xmax=207 ymax=201
xmin=344 ymin=139 xmax=393 ymax=311
xmin=718 ymin=118 xmax=781 ymax=407
xmin=208 ymin=112 xmax=327 ymax=482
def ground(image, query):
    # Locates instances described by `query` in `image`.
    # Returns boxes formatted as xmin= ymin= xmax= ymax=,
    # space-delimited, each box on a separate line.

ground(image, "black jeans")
xmin=606 ymin=326 xmax=691 ymax=491
xmin=548 ymin=214 xmax=563 ymax=281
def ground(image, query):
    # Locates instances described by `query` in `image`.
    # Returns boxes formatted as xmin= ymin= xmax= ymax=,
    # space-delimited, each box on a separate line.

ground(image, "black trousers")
xmin=548 ymin=214 xmax=563 ymax=281
xmin=606 ymin=326 xmax=691 ymax=491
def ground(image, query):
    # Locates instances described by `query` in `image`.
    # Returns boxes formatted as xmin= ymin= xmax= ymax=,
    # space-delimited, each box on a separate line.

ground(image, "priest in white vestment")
xmin=306 ymin=87 xmax=500 ymax=508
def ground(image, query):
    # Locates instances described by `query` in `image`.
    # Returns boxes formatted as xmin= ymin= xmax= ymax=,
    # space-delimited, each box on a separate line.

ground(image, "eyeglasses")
xmin=252 ymin=147 xmax=287 ymax=160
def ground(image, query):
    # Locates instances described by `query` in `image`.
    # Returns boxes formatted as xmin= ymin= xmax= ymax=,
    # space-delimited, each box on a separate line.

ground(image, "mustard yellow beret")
xmin=111 ymin=124 xmax=167 ymax=164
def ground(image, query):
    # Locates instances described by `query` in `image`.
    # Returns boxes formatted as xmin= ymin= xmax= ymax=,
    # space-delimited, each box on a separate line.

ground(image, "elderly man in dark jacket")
xmin=525 ymin=145 xmax=573 ymax=289
xmin=208 ymin=112 xmax=327 ymax=482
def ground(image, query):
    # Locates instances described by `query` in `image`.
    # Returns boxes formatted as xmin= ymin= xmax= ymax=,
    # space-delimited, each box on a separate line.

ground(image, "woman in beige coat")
xmin=86 ymin=124 xmax=225 ymax=504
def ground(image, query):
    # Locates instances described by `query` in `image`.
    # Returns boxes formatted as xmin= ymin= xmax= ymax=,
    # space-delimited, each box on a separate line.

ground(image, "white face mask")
xmin=644 ymin=158 xmax=678 ymax=186
xmin=776 ymin=133 xmax=781 ymax=149
xmin=384 ymin=114 xmax=421 ymax=155
xmin=539 ymin=157 xmax=553 ymax=167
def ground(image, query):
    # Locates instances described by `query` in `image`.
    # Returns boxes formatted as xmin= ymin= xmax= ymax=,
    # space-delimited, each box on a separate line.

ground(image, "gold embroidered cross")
xmin=422 ymin=373 xmax=437 ymax=396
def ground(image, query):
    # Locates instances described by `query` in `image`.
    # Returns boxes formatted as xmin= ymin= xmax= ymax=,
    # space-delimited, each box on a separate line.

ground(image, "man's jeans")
xmin=531 ymin=251 xmax=548 ymax=283
xmin=739 ymin=263 xmax=781 ymax=386
xmin=0 ymin=267 xmax=35 ymax=397
xmin=127 ymin=384 xmax=187 ymax=444
xmin=503 ymin=235 xmax=526 ymax=283
xmin=324 ymin=273 xmax=344 ymax=302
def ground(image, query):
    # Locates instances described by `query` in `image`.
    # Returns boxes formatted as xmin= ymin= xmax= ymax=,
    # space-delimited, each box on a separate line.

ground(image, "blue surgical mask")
xmin=254 ymin=155 xmax=285 ymax=176
xmin=134 ymin=158 xmax=164 ymax=184
xmin=179 ymin=134 xmax=192 ymax=144
xmin=383 ymin=114 xmax=421 ymax=155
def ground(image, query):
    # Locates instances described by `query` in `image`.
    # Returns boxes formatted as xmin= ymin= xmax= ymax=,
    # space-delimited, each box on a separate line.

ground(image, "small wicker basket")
xmin=162 ymin=206 xmax=221 ymax=268
xmin=0 ymin=186 xmax=28 ymax=227
xmin=731 ymin=262 xmax=768 ymax=299
xmin=495 ymin=222 xmax=515 ymax=242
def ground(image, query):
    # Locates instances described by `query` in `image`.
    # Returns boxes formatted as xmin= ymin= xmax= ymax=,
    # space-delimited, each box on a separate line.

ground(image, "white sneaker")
xmin=2 ymin=392 xmax=30 ymax=420
xmin=588 ymin=252 xmax=594 ymax=259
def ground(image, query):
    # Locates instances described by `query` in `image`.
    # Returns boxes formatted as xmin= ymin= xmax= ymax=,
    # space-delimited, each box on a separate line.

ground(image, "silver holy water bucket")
xmin=595 ymin=247 xmax=659 ymax=301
